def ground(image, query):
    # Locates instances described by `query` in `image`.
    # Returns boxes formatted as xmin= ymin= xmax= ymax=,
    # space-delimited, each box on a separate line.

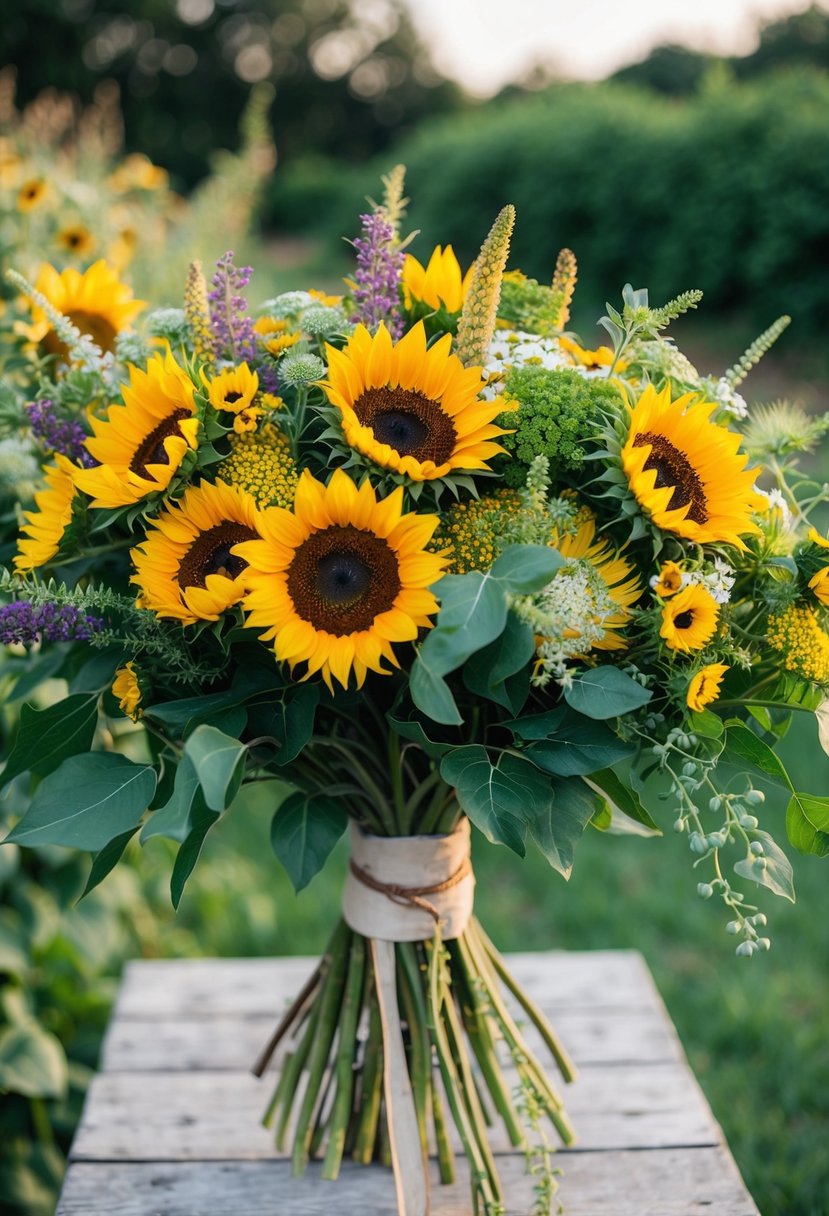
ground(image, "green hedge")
xmin=267 ymin=69 xmax=829 ymax=340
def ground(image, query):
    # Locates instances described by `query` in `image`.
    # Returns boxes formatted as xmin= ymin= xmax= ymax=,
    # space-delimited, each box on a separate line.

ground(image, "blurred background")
xmin=1 ymin=3 xmax=829 ymax=1214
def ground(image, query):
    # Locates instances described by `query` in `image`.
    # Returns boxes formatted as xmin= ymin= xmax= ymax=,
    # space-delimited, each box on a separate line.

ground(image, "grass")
xmin=134 ymin=713 xmax=829 ymax=1216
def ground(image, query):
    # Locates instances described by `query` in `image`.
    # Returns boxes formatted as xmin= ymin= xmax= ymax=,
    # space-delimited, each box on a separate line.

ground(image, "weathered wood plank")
xmin=100 ymin=1006 xmax=682 ymax=1073
xmin=56 ymin=1149 xmax=760 ymax=1216
xmin=69 ymin=1063 xmax=716 ymax=1161
xmin=114 ymin=951 xmax=656 ymax=1020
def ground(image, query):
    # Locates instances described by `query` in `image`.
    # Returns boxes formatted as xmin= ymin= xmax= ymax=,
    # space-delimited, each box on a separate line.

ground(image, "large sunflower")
xmin=554 ymin=516 xmax=642 ymax=649
xmin=131 ymin=479 xmax=260 ymax=624
xmin=322 ymin=322 xmax=508 ymax=482
xmin=402 ymin=246 xmax=472 ymax=314
xmin=621 ymin=384 xmax=760 ymax=547
xmin=72 ymin=349 xmax=200 ymax=508
xmin=19 ymin=260 xmax=144 ymax=360
xmin=238 ymin=468 xmax=447 ymax=690
xmin=14 ymin=456 xmax=76 ymax=574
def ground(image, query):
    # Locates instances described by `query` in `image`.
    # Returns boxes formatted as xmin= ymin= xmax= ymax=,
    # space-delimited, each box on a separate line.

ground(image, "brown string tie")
xmin=348 ymin=854 xmax=473 ymax=924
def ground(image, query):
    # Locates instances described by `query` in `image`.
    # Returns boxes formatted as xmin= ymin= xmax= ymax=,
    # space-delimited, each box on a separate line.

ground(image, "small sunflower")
xmin=687 ymin=663 xmax=729 ymax=712
xmin=621 ymin=384 xmax=761 ymax=548
xmin=238 ymin=468 xmax=447 ymax=690
xmin=73 ymin=348 xmax=199 ymax=508
xmin=14 ymin=456 xmax=76 ymax=574
xmin=660 ymin=584 xmax=720 ymax=653
xmin=559 ymin=336 xmax=620 ymax=372
xmin=56 ymin=224 xmax=96 ymax=258
xmin=265 ymin=332 xmax=301 ymax=358
xmin=809 ymin=569 xmax=829 ymax=607
xmin=17 ymin=178 xmax=48 ymax=211
xmin=652 ymin=560 xmax=684 ymax=598
xmin=323 ymin=322 xmax=508 ymax=483
xmin=554 ymin=516 xmax=642 ymax=649
xmin=131 ymin=479 xmax=260 ymax=625
xmin=20 ymin=260 xmax=144 ymax=360
xmin=112 ymin=662 xmax=143 ymax=720
xmin=402 ymin=246 xmax=472 ymax=314
xmin=204 ymin=364 xmax=259 ymax=415
xmin=253 ymin=316 xmax=287 ymax=337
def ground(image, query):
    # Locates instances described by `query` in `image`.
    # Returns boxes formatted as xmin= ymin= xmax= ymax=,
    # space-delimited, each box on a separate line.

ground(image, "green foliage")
xmin=497 ymin=274 xmax=564 ymax=337
xmin=563 ymin=666 xmax=653 ymax=720
xmin=270 ymin=792 xmax=348 ymax=893
xmin=498 ymin=367 xmax=620 ymax=487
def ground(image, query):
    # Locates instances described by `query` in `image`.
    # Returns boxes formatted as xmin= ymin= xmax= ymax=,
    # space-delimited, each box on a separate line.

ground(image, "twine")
xmin=349 ymin=853 xmax=473 ymax=924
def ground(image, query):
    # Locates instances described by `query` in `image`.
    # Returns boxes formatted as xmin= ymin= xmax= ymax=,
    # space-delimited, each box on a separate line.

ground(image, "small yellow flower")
xmin=309 ymin=288 xmax=343 ymax=307
xmin=559 ymin=335 xmax=621 ymax=371
xmin=660 ymin=584 xmax=720 ymax=653
xmin=260 ymin=392 xmax=284 ymax=412
xmin=687 ymin=663 xmax=729 ymax=712
xmin=204 ymin=364 xmax=259 ymax=415
xmin=807 ymin=526 xmax=829 ymax=550
xmin=112 ymin=663 xmax=143 ymax=721
xmin=653 ymin=561 xmax=684 ymax=598
xmin=265 ymin=332 xmax=301 ymax=358
xmin=768 ymin=605 xmax=829 ymax=684
xmin=109 ymin=153 xmax=168 ymax=192
xmin=233 ymin=406 xmax=263 ymax=434
xmin=809 ymin=567 xmax=829 ymax=607
xmin=253 ymin=316 xmax=287 ymax=336
xmin=17 ymin=178 xmax=48 ymax=211
xmin=56 ymin=224 xmax=96 ymax=258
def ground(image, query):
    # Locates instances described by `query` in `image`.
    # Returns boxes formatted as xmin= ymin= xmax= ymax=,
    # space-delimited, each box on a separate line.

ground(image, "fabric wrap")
xmin=342 ymin=818 xmax=475 ymax=941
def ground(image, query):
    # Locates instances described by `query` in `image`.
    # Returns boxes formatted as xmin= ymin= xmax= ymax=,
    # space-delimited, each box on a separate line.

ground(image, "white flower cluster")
xmin=700 ymin=375 xmax=749 ymax=420
xmin=649 ymin=557 xmax=736 ymax=605
xmin=483 ymin=329 xmax=568 ymax=398
xmin=512 ymin=559 xmax=618 ymax=686
xmin=259 ymin=291 xmax=315 ymax=319
xmin=0 ymin=436 xmax=39 ymax=498
xmin=753 ymin=484 xmax=793 ymax=529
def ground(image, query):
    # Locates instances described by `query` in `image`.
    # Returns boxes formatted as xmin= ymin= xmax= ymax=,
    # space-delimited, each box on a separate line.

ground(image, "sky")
xmin=402 ymin=0 xmax=828 ymax=94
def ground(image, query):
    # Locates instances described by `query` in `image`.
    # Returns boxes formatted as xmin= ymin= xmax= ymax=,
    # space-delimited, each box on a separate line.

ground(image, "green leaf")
xmin=490 ymin=544 xmax=564 ymax=593
xmin=141 ymin=755 xmax=203 ymax=844
xmin=170 ymin=800 xmax=219 ymax=909
xmin=786 ymin=791 xmax=829 ymax=858
xmin=433 ymin=570 xmax=506 ymax=639
xmin=688 ymin=709 xmax=725 ymax=739
xmin=0 ymin=1022 xmax=67 ymax=1099
xmin=527 ymin=720 xmax=634 ymax=777
xmin=144 ymin=687 xmax=247 ymax=735
xmin=721 ymin=722 xmax=791 ymax=787
xmin=563 ymin=667 xmax=652 ymax=720
xmin=528 ymin=777 xmax=601 ymax=878
xmin=583 ymin=768 xmax=661 ymax=833
xmin=0 ymin=694 xmax=99 ymax=789
xmin=409 ymin=651 xmax=462 ymax=726
xmin=270 ymin=792 xmax=348 ymax=892
xmin=3 ymin=754 xmax=157 ymax=851
xmin=504 ymin=707 xmax=568 ymax=741
xmin=387 ymin=714 xmax=451 ymax=759
xmin=734 ymin=831 xmax=795 ymax=902
xmin=440 ymin=746 xmax=552 ymax=856
xmin=248 ymin=685 xmax=319 ymax=765
xmin=463 ymin=611 xmax=534 ymax=711
xmin=81 ymin=829 xmax=137 ymax=898
xmin=184 ymin=725 xmax=247 ymax=812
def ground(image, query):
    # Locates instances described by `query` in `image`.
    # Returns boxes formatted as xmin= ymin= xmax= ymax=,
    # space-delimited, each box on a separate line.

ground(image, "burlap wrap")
xmin=342 ymin=818 xmax=475 ymax=941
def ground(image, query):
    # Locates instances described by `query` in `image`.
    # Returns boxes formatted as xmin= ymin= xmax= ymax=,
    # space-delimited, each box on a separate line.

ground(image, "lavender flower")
xmin=208 ymin=252 xmax=257 ymax=364
xmin=27 ymin=399 xmax=94 ymax=467
xmin=0 ymin=601 xmax=103 ymax=646
xmin=350 ymin=211 xmax=404 ymax=338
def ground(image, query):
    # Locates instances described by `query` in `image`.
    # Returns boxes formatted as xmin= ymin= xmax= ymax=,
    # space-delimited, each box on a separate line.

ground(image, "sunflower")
xmin=131 ymin=479 xmax=260 ymax=625
xmin=652 ymin=560 xmax=684 ymax=598
xmin=56 ymin=224 xmax=96 ymax=258
xmin=402 ymin=246 xmax=472 ymax=314
xmin=809 ymin=569 xmax=829 ymax=607
xmin=265 ymin=332 xmax=301 ymax=358
xmin=20 ymin=260 xmax=144 ymax=360
xmin=238 ymin=468 xmax=446 ymax=690
xmin=17 ymin=178 xmax=48 ymax=211
xmin=72 ymin=348 xmax=199 ymax=508
xmin=621 ymin=384 xmax=761 ymax=547
xmin=660 ymin=584 xmax=720 ymax=653
xmin=14 ymin=456 xmax=76 ymax=574
xmin=204 ymin=364 xmax=259 ymax=414
xmin=112 ymin=663 xmax=143 ymax=720
xmin=559 ymin=336 xmax=621 ymax=372
xmin=687 ymin=663 xmax=729 ymax=712
xmin=323 ymin=322 xmax=508 ymax=482
xmin=554 ymin=516 xmax=642 ymax=649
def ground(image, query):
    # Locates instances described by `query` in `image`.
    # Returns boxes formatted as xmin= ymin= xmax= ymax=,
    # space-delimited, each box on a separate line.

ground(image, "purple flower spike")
xmin=208 ymin=252 xmax=257 ymax=364
xmin=350 ymin=211 xmax=404 ymax=338
xmin=27 ymin=399 xmax=95 ymax=467
xmin=0 ymin=601 xmax=104 ymax=646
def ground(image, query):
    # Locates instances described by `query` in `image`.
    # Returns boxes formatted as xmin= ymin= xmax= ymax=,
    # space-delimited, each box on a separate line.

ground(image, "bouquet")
xmin=2 ymin=165 xmax=829 ymax=1214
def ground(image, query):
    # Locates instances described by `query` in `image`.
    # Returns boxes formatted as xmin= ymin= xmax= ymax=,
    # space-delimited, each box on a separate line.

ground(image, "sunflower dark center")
xmin=41 ymin=310 xmax=119 ymax=362
xmin=224 ymin=391 xmax=243 ymax=404
xmin=287 ymin=524 xmax=402 ymax=635
xmin=129 ymin=409 xmax=191 ymax=478
xmin=353 ymin=386 xmax=457 ymax=465
xmin=177 ymin=521 xmax=257 ymax=589
xmin=633 ymin=432 xmax=708 ymax=524
xmin=674 ymin=611 xmax=694 ymax=630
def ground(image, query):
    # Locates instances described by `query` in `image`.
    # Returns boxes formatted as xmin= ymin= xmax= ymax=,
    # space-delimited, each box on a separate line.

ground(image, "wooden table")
xmin=56 ymin=951 xmax=760 ymax=1215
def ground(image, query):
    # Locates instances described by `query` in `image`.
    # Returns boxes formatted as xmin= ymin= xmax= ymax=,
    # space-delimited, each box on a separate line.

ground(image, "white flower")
xmin=684 ymin=558 xmax=735 ymax=605
xmin=259 ymin=291 xmax=314 ymax=319
xmin=701 ymin=375 xmax=748 ymax=420
xmin=753 ymin=484 xmax=792 ymax=528
xmin=483 ymin=329 xmax=568 ymax=398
